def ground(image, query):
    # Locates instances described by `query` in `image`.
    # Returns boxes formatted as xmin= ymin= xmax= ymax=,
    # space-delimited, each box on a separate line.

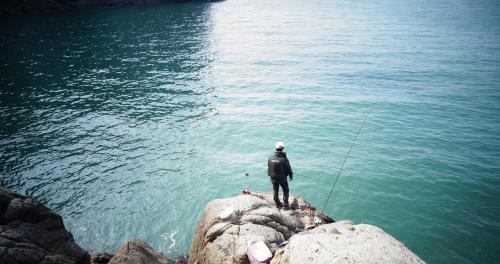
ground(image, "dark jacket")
xmin=268 ymin=151 xmax=293 ymax=180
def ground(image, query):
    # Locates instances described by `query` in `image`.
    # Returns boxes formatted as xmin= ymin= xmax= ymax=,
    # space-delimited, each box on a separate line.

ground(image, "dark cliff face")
xmin=0 ymin=186 xmax=90 ymax=264
xmin=0 ymin=0 xmax=222 ymax=16
xmin=0 ymin=187 xmax=181 ymax=264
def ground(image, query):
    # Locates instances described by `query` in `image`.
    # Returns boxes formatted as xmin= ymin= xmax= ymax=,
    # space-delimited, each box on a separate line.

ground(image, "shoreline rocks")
xmin=271 ymin=220 xmax=425 ymax=264
xmin=1 ymin=186 xmax=425 ymax=263
xmin=187 ymin=192 xmax=334 ymax=264
xmin=107 ymin=239 xmax=175 ymax=264
xmin=0 ymin=186 xmax=179 ymax=264
xmin=0 ymin=186 xmax=90 ymax=264
xmin=91 ymin=253 xmax=114 ymax=264
xmin=188 ymin=191 xmax=425 ymax=264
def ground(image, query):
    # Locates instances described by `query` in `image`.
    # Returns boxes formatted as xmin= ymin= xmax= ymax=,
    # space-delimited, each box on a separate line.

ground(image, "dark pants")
xmin=271 ymin=177 xmax=289 ymax=206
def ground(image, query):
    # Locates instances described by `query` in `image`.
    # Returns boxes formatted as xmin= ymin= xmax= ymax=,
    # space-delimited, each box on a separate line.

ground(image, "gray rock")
xmin=108 ymin=239 xmax=175 ymax=264
xmin=0 ymin=254 xmax=18 ymax=264
xmin=3 ymin=198 xmax=53 ymax=224
xmin=0 ymin=186 xmax=90 ymax=264
xmin=188 ymin=192 xmax=424 ymax=264
xmin=41 ymin=254 xmax=82 ymax=264
xmin=7 ymin=242 xmax=46 ymax=264
xmin=0 ymin=187 xmax=181 ymax=264
xmin=271 ymin=220 xmax=425 ymax=264
xmin=91 ymin=252 xmax=114 ymax=264
xmin=187 ymin=192 xmax=332 ymax=264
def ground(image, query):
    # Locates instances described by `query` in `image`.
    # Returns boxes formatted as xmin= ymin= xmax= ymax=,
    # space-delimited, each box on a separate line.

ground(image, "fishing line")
xmin=321 ymin=107 xmax=373 ymax=212
xmin=294 ymin=172 xmax=320 ymax=182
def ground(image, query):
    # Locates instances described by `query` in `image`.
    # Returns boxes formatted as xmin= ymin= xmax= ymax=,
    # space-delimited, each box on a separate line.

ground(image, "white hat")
xmin=275 ymin=141 xmax=285 ymax=149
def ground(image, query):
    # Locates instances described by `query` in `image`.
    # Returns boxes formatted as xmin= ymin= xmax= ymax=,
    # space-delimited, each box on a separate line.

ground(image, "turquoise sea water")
xmin=1 ymin=0 xmax=500 ymax=263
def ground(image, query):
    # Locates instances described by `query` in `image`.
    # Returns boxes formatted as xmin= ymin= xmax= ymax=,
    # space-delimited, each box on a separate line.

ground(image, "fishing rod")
xmin=244 ymin=107 xmax=371 ymax=205
xmin=321 ymin=107 xmax=373 ymax=212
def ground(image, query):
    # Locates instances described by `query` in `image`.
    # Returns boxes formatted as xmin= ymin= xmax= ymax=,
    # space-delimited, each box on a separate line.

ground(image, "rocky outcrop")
xmin=189 ymin=192 xmax=425 ymax=264
xmin=91 ymin=240 xmax=185 ymax=264
xmin=0 ymin=185 xmax=425 ymax=264
xmin=0 ymin=186 xmax=181 ymax=264
xmin=107 ymin=239 xmax=175 ymax=264
xmin=187 ymin=192 xmax=333 ymax=264
xmin=90 ymin=253 xmax=114 ymax=264
xmin=0 ymin=186 xmax=90 ymax=264
xmin=271 ymin=220 xmax=425 ymax=264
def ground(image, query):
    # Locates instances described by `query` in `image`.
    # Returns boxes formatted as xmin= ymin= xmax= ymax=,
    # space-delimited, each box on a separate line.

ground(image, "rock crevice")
xmin=0 ymin=186 xmax=90 ymax=264
xmin=188 ymin=192 xmax=425 ymax=264
xmin=187 ymin=192 xmax=333 ymax=264
xmin=0 ymin=186 xmax=425 ymax=264
xmin=0 ymin=187 xmax=181 ymax=264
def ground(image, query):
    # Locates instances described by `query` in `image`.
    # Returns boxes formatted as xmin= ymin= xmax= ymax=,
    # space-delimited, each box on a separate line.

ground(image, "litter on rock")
xmin=246 ymin=240 xmax=272 ymax=264
xmin=278 ymin=240 xmax=289 ymax=247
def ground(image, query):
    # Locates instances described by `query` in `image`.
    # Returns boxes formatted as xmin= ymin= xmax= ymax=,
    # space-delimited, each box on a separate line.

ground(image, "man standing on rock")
xmin=268 ymin=141 xmax=293 ymax=210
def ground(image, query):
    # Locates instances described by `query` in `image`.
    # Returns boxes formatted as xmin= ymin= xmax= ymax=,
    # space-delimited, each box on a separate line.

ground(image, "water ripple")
xmin=1 ymin=0 xmax=500 ymax=263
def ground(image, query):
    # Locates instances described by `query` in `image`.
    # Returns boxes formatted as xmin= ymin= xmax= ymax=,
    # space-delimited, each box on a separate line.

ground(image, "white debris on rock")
xmin=188 ymin=192 xmax=425 ymax=264
xmin=187 ymin=192 xmax=332 ymax=264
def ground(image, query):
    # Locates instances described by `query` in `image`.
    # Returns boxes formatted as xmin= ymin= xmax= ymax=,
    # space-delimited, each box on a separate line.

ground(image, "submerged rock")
xmin=189 ymin=192 xmax=425 ymax=264
xmin=0 ymin=186 xmax=90 ymax=264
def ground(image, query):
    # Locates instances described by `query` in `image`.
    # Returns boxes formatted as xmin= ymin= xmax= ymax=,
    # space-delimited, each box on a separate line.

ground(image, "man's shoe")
xmin=275 ymin=203 xmax=283 ymax=209
xmin=283 ymin=204 xmax=290 ymax=210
